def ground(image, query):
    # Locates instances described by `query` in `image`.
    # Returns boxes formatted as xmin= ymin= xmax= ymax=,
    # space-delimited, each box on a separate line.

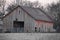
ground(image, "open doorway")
xmin=13 ymin=21 xmax=24 ymax=33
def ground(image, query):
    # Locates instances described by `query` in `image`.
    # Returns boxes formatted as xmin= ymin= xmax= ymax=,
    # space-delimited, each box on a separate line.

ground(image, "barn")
xmin=2 ymin=5 xmax=56 ymax=33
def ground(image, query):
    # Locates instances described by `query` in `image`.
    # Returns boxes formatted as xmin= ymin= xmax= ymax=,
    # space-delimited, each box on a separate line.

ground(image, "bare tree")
xmin=47 ymin=1 xmax=60 ymax=32
xmin=0 ymin=0 xmax=4 ymax=6
xmin=17 ymin=0 xmax=42 ymax=8
xmin=32 ymin=1 xmax=41 ymax=8
xmin=0 ymin=0 xmax=6 ymax=16
xmin=22 ymin=1 xmax=33 ymax=7
xmin=6 ymin=0 xmax=44 ymax=14
xmin=6 ymin=4 xmax=17 ymax=12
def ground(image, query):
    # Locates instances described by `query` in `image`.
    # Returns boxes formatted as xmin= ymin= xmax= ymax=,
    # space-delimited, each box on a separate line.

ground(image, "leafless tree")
xmin=6 ymin=0 xmax=43 ymax=12
xmin=6 ymin=4 xmax=17 ymax=12
xmin=47 ymin=1 xmax=60 ymax=32
xmin=0 ymin=0 xmax=6 ymax=16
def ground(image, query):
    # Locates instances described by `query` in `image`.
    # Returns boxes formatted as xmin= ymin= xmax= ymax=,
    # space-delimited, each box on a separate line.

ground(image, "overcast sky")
xmin=6 ymin=0 xmax=59 ymax=6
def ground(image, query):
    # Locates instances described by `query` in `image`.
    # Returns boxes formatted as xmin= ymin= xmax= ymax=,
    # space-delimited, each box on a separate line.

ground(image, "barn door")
xmin=13 ymin=21 xmax=24 ymax=33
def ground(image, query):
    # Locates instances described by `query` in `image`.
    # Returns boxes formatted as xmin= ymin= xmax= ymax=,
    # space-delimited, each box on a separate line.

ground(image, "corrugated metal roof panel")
xmin=22 ymin=6 xmax=52 ymax=22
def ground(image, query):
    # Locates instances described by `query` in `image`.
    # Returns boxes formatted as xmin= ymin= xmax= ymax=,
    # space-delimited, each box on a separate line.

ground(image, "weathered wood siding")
xmin=3 ymin=7 xmax=36 ymax=32
xmin=35 ymin=21 xmax=55 ymax=32
xmin=24 ymin=11 xmax=36 ymax=32
xmin=0 ymin=20 xmax=3 ymax=29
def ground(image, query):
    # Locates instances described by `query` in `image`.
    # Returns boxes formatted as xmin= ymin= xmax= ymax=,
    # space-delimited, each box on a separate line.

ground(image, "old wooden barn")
xmin=1 ymin=5 xmax=56 ymax=33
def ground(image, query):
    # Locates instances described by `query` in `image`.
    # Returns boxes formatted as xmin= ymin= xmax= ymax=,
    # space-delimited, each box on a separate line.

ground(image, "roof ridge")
xmin=19 ymin=5 xmax=36 ymax=9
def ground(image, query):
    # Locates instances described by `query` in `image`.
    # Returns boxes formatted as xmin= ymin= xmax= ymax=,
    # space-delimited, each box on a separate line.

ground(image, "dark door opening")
xmin=13 ymin=21 xmax=24 ymax=33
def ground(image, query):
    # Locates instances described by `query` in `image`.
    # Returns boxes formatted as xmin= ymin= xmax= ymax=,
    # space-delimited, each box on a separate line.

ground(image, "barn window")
xmin=35 ymin=27 xmax=37 ymax=32
xmin=19 ymin=10 xmax=20 ymax=14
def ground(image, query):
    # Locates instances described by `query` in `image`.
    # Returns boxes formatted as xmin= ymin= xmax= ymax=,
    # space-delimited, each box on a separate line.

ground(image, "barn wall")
xmin=0 ymin=20 xmax=3 ymax=32
xmin=0 ymin=20 xmax=3 ymax=29
xmin=3 ymin=8 xmax=19 ymax=32
xmin=24 ymin=12 xmax=36 ymax=32
xmin=3 ymin=9 xmax=15 ymax=32
xmin=3 ymin=7 xmax=36 ymax=32
xmin=18 ymin=7 xmax=36 ymax=32
xmin=35 ymin=21 xmax=55 ymax=32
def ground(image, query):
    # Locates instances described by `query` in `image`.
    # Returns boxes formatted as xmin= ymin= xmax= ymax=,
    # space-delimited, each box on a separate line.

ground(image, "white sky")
xmin=6 ymin=0 xmax=59 ymax=6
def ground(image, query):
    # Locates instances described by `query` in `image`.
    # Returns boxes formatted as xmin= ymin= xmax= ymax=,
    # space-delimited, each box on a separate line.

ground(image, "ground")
xmin=0 ymin=33 xmax=60 ymax=40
